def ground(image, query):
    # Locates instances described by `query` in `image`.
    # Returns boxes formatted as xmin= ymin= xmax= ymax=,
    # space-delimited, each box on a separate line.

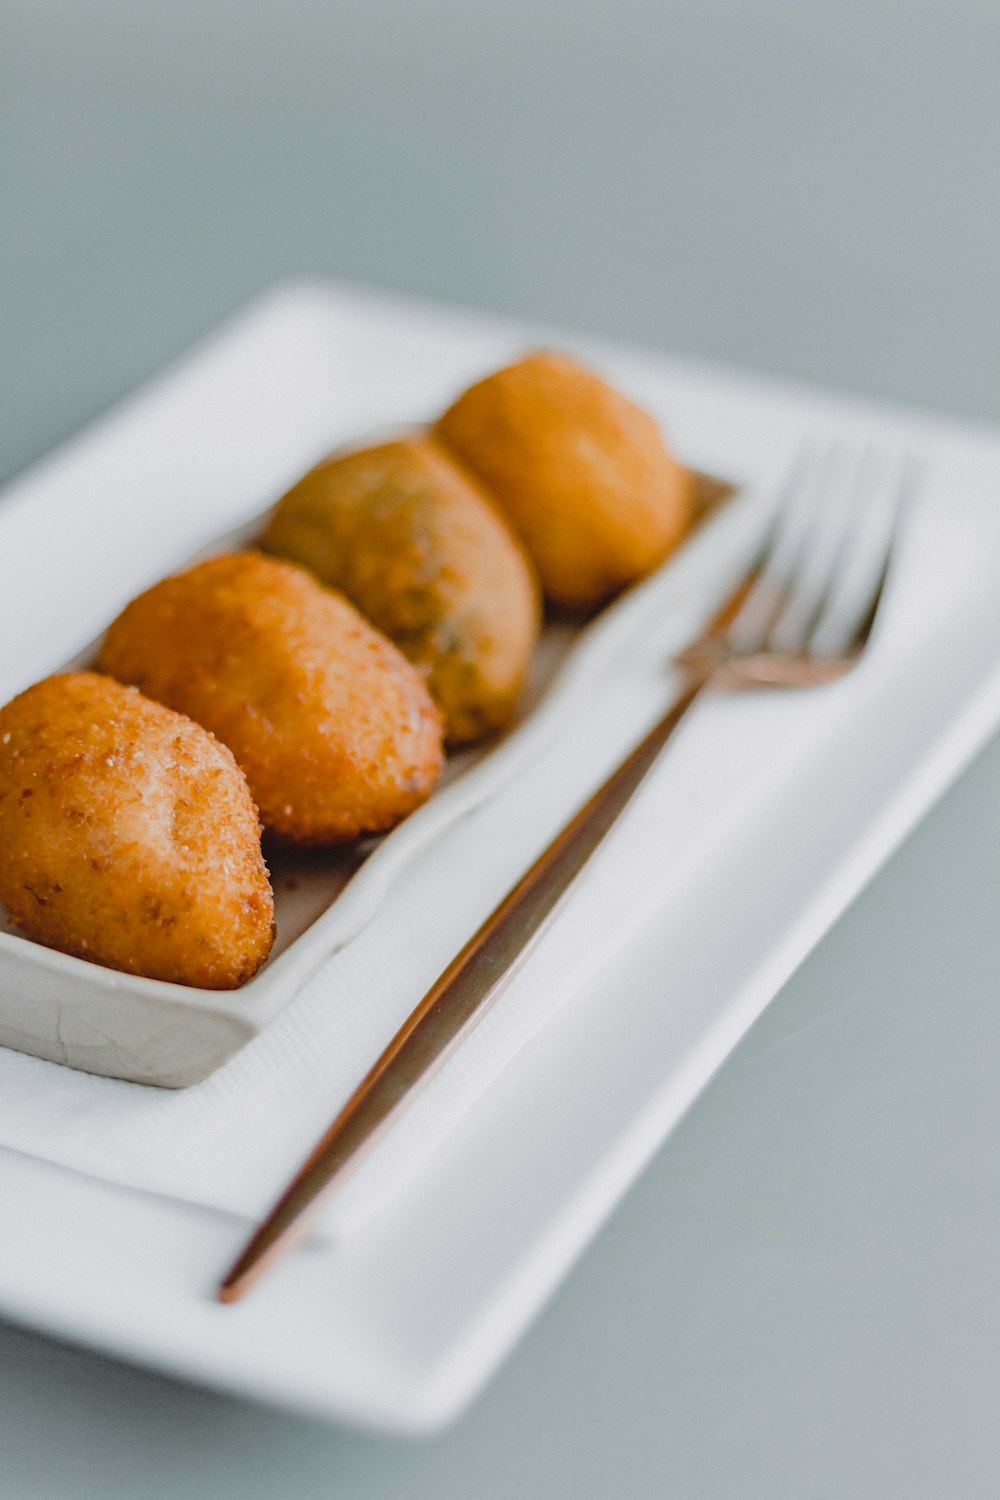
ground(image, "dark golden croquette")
xmin=0 ymin=672 xmax=274 ymax=988
xmin=262 ymin=436 xmax=540 ymax=744
xmin=100 ymin=552 xmax=444 ymax=844
xmin=435 ymin=351 xmax=693 ymax=611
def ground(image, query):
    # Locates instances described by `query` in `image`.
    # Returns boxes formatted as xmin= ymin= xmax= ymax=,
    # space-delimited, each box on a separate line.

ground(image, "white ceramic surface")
xmin=3 ymin=281 xmax=1000 ymax=1430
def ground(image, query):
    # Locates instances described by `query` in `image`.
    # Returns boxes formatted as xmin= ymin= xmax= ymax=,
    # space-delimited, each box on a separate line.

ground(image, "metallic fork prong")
xmin=725 ymin=440 xmax=842 ymax=656
xmin=766 ymin=443 xmax=876 ymax=655
xmin=808 ymin=448 xmax=909 ymax=658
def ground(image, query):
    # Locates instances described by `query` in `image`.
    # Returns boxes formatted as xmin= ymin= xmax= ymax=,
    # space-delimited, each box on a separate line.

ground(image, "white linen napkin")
xmin=0 ymin=618 xmax=852 ymax=1239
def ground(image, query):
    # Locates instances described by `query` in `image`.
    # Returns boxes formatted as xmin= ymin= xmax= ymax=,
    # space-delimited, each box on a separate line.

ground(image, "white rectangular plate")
xmin=2 ymin=281 xmax=1000 ymax=1430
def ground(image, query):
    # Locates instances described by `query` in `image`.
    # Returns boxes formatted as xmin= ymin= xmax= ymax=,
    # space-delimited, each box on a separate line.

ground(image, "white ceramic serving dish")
xmin=0 ymin=298 xmax=744 ymax=1087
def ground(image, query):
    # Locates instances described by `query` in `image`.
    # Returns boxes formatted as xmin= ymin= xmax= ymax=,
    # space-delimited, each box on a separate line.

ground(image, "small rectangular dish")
xmin=0 ymin=286 xmax=746 ymax=1087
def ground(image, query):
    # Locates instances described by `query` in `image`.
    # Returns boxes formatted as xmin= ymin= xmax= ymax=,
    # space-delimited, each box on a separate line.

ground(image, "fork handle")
xmin=218 ymin=668 xmax=710 ymax=1302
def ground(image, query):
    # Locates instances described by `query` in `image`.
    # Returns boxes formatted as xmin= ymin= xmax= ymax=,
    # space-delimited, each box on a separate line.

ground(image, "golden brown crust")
xmin=434 ymin=351 xmax=693 ymax=611
xmin=100 ymin=552 xmax=444 ymax=844
xmin=0 ymin=672 xmax=274 ymax=989
xmin=261 ymin=436 xmax=541 ymax=744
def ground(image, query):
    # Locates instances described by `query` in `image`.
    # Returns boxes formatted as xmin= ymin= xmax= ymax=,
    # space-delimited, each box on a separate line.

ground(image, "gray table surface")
xmin=2 ymin=2 xmax=1000 ymax=1495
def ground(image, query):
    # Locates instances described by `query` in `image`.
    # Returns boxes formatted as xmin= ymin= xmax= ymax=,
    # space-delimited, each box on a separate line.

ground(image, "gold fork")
xmin=218 ymin=438 xmax=909 ymax=1303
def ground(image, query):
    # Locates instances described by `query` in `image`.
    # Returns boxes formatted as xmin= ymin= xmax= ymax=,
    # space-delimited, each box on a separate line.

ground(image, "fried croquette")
xmin=100 ymin=552 xmax=444 ymax=844
xmin=0 ymin=672 xmax=274 ymax=988
xmin=261 ymin=436 xmax=541 ymax=745
xmin=435 ymin=351 xmax=693 ymax=611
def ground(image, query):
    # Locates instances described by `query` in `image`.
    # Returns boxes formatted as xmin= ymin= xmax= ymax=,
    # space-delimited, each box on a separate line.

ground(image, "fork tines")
xmin=727 ymin=439 xmax=910 ymax=662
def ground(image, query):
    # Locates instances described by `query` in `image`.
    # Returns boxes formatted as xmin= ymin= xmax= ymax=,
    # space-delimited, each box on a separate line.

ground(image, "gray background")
xmin=2 ymin=1 xmax=1000 ymax=1495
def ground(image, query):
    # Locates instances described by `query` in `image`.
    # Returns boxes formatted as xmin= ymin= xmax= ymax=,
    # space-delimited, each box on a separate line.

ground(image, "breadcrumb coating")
xmin=0 ymin=672 xmax=274 ymax=988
